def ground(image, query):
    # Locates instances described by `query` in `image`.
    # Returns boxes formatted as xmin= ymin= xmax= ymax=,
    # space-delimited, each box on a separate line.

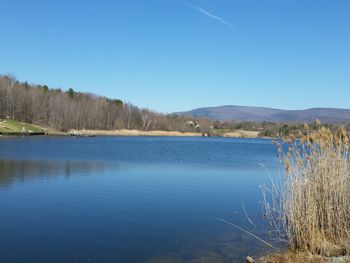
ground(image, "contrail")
xmin=186 ymin=2 xmax=237 ymax=30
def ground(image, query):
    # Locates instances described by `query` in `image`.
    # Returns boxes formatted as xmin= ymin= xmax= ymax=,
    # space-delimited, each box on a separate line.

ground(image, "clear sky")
xmin=0 ymin=0 xmax=349 ymax=113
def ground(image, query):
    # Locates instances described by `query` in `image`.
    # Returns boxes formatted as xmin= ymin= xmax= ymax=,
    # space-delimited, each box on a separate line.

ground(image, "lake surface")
xmin=0 ymin=136 xmax=279 ymax=263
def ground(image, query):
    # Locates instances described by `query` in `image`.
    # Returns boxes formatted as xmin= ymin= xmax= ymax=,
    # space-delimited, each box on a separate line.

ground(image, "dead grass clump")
xmin=262 ymin=123 xmax=350 ymax=256
xmin=259 ymin=251 xmax=327 ymax=263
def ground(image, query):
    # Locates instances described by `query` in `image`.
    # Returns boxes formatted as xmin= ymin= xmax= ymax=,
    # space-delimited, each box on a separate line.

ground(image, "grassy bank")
xmin=0 ymin=119 xmax=63 ymax=136
xmin=0 ymin=119 xmax=44 ymax=133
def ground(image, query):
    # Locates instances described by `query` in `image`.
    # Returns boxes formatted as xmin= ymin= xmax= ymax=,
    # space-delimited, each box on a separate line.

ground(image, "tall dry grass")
xmin=262 ymin=122 xmax=350 ymax=256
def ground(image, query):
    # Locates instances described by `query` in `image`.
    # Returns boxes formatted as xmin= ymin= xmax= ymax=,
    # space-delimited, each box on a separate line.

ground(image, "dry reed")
xmin=262 ymin=122 xmax=350 ymax=256
xmin=259 ymin=251 xmax=327 ymax=263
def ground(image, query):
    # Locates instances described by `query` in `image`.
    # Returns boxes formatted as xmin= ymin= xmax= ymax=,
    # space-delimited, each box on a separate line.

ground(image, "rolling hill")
xmin=174 ymin=106 xmax=350 ymax=123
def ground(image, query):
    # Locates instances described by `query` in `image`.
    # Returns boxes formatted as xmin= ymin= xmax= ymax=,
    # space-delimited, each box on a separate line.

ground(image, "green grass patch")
xmin=0 ymin=119 xmax=44 ymax=133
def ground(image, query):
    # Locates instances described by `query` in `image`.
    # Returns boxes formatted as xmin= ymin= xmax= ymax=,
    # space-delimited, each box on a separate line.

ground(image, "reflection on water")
xmin=0 ymin=137 xmax=279 ymax=263
xmin=0 ymin=159 xmax=116 ymax=187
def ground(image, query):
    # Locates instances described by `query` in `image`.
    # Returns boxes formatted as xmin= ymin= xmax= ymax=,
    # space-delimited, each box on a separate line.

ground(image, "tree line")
xmin=212 ymin=120 xmax=350 ymax=138
xmin=0 ymin=75 xmax=211 ymax=132
xmin=1 ymin=74 xmax=348 ymax=136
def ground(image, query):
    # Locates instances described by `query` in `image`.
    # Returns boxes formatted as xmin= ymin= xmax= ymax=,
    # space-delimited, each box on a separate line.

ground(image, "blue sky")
xmin=0 ymin=0 xmax=349 ymax=113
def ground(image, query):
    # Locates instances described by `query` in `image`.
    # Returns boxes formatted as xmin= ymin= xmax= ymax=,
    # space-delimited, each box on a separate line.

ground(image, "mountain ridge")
xmin=174 ymin=105 xmax=350 ymax=123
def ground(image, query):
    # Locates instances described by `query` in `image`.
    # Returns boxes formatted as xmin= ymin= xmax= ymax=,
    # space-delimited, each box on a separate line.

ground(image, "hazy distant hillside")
xmin=175 ymin=106 xmax=350 ymax=123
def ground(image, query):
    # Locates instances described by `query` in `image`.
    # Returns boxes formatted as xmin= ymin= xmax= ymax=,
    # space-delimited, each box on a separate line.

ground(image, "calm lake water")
xmin=0 ymin=136 xmax=279 ymax=263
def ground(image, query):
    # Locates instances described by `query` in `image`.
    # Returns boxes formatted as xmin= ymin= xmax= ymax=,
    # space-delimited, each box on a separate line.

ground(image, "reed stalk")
xmin=262 ymin=122 xmax=350 ymax=256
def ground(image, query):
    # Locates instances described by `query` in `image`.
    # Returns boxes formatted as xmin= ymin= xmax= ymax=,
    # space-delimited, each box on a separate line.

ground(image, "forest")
xmin=0 ymin=75 xmax=212 ymax=133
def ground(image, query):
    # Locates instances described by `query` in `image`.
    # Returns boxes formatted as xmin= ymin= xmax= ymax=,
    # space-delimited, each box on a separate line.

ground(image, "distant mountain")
xmin=174 ymin=106 xmax=350 ymax=123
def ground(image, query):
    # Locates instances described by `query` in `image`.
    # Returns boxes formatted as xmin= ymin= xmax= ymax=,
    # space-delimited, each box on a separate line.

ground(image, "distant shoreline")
xmin=71 ymin=129 xmax=261 ymax=138
xmin=0 ymin=118 xmax=261 ymax=138
xmin=0 ymin=129 xmax=263 ymax=139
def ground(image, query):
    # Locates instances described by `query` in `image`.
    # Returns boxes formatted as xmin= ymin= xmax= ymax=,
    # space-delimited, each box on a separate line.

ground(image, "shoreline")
xmin=0 ymin=122 xmax=262 ymax=139
xmin=72 ymin=129 xmax=261 ymax=138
